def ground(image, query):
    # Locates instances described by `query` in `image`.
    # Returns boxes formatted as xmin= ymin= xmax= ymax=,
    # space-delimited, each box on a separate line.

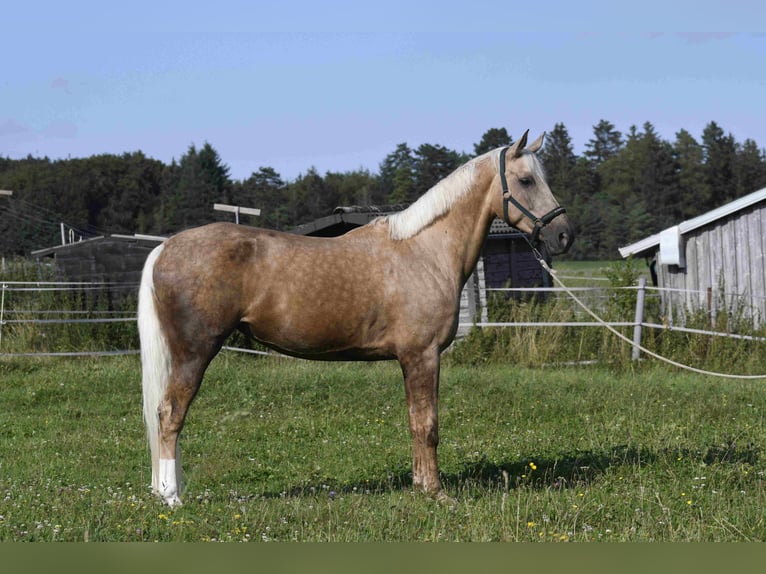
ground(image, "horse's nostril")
xmin=559 ymin=232 xmax=573 ymax=250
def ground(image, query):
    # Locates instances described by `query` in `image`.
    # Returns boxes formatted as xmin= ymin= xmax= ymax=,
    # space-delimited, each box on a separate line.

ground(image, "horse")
xmin=138 ymin=130 xmax=574 ymax=506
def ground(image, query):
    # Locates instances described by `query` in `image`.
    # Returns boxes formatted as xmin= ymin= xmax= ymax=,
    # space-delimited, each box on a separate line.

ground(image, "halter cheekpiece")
xmin=499 ymin=146 xmax=567 ymax=246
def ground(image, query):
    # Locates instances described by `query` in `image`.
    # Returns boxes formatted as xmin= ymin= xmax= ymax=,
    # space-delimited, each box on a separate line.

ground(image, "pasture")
xmin=1 ymin=354 xmax=764 ymax=542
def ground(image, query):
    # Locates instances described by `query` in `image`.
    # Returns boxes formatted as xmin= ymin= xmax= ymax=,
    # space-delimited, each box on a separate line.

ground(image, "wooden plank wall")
xmin=54 ymin=239 xmax=156 ymax=284
xmin=659 ymin=204 xmax=766 ymax=327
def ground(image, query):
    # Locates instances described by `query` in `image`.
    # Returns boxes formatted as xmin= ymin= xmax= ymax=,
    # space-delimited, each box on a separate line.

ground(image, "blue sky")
xmin=2 ymin=1 xmax=765 ymax=181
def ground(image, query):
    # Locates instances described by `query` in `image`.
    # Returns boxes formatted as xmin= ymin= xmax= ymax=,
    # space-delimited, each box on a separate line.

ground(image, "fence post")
xmin=632 ymin=276 xmax=647 ymax=361
xmin=0 ymin=282 xmax=5 ymax=352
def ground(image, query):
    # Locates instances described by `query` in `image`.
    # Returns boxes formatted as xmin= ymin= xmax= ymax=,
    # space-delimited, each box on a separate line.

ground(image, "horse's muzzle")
xmin=542 ymin=218 xmax=575 ymax=255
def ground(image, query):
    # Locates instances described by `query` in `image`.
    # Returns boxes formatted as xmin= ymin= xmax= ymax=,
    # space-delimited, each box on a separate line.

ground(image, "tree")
xmin=232 ymin=166 xmax=287 ymax=230
xmin=413 ymin=143 xmax=462 ymax=199
xmin=322 ymin=169 xmax=385 ymax=208
xmin=633 ymin=122 xmax=679 ymax=228
xmin=702 ymin=121 xmax=737 ymax=208
xmin=379 ymin=143 xmax=417 ymax=205
xmin=285 ymin=167 xmax=328 ymax=226
xmin=539 ymin=122 xmax=577 ymax=207
xmin=168 ymin=142 xmax=232 ymax=231
xmin=584 ymin=119 xmax=623 ymax=165
xmin=735 ymin=139 xmax=766 ymax=197
xmin=673 ymin=129 xmax=708 ymax=220
xmin=473 ymin=128 xmax=513 ymax=156
xmin=97 ymin=152 xmax=165 ymax=234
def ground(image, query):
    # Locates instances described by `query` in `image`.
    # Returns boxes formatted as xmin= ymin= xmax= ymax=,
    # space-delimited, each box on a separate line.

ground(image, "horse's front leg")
xmin=399 ymin=347 xmax=443 ymax=496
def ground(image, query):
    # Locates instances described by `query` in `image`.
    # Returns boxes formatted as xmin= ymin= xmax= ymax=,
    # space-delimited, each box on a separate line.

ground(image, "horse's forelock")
xmin=521 ymin=150 xmax=548 ymax=182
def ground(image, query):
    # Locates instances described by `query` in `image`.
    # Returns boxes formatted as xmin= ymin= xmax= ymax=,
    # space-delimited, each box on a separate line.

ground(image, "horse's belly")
xmin=242 ymin=306 xmax=394 ymax=360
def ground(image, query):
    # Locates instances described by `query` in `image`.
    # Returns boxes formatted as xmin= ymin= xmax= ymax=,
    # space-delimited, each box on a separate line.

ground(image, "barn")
xmin=293 ymin=206 xmax=553 ymax=335
xmin=619 ymin=187 xmax=766 ymax=327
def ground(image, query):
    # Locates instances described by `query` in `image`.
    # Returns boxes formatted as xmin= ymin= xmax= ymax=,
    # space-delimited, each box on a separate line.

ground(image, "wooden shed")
xmin=619 ymin=187 xmax=766 ymax=327
xmin=31 ymin=234 xmax=166 ymax=285
xmin=293 ymin=206 xmax=552 ymax=335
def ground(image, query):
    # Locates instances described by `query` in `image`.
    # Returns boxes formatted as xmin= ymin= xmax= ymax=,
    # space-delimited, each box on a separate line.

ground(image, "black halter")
xmin=499 ymin=146 xmax=567 ymax=246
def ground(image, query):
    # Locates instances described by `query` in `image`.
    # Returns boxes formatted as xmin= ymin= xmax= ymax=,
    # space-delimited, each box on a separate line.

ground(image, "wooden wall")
xmin=483 ymin=237 xmax=550 ymax=291
xmin=658 ymin=203 xmax=766 ymax=326
xmin=51 ymin=238 xmax=157 ymax=285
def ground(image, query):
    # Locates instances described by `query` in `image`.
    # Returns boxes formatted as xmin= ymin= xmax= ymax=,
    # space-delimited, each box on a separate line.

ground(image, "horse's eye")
xmin=519 ymin=177 xmax=534 ymax=187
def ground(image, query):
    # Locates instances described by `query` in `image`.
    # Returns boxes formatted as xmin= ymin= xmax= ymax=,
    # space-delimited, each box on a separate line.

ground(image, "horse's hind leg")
xmin=154 ymin=352 xmax=216 ymax=506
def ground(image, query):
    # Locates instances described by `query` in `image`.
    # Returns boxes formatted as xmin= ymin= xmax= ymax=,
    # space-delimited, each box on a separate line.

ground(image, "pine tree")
xmin=473 ymin=128 xmax=513 ymax=156
xmin=413 ymin=143 xmax=462 ymax=199
xmin=286 ymin=167 xmax=328 ymax=226
xmin=379 ymin=143 xmax=417 ymax=205
xmin=584 ymin=119 xmax=623 ymax=165
xmin=233 ymin=166 xmax=287 ymax=229
xmin=539 ymin=123 xmax=576 ymax=206
xmin=736 ymin=139 xmax=766 ymax=196
xmin=673 ymin=129 xmax=708 ymax=220
xmin=169 ymin=142 xmax=232 ymax=231
xmin=702 ymin=121 xmax=737 ymax=208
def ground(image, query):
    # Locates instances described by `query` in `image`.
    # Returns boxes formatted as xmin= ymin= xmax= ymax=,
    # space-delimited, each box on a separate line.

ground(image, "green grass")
xmin=1 ymin=354 xmax=765 ymax=541
xmin=551 ymin=260 xmax=618 ymax=286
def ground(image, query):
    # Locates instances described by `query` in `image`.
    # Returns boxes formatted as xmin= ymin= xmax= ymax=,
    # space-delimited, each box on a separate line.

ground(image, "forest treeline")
xmin=2 ymin=120 xmax=766 ymax=260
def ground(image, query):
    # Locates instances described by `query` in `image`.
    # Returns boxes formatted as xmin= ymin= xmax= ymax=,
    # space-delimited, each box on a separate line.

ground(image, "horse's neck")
xmin=414 ymin=171 xmax=497 ymax=288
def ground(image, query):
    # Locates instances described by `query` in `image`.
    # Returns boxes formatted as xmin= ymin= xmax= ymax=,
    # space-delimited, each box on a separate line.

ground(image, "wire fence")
xmin=1 ymin=279 xmax=765 ymax=359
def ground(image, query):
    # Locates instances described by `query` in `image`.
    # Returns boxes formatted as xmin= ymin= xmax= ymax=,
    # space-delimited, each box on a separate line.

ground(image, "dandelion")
xmin=529 ymin=462 xmax=537 ymax=471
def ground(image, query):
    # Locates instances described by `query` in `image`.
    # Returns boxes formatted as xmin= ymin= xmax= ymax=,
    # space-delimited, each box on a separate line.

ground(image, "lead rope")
xmin=529 ymin=248 xmax=766 ymax=380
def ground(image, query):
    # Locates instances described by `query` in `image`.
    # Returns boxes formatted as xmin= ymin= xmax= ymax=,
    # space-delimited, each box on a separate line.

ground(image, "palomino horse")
xmin=139 ymin=130 xmax=574 ymax=506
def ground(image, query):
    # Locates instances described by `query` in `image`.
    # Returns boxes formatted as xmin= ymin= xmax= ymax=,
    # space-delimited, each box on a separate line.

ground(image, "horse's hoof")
xmin=163 ymin=494 xmax=182 ymax=507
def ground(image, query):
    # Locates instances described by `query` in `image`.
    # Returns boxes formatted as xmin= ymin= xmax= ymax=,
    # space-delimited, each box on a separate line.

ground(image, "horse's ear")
xmin=527 ymin=132 xmax=545 ymax=153
xmin=508 ymin=129 xmax=529 ymax=158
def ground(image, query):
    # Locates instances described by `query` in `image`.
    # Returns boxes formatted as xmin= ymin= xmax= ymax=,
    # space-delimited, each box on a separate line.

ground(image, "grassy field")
xmin=551 ymin=259 xmax=631 ymax=287
xmin=2 ymin=354 xmax=765 ymax=542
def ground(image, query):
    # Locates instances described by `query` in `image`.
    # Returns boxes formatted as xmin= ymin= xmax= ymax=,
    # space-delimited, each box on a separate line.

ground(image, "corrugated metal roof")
xmin=30 ymin=234 xmax=165 ymax=258
xmin=619 ymin=186 xmax=766 ymax=259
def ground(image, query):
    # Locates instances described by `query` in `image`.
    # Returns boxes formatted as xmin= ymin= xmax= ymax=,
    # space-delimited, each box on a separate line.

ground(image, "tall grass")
xmin=0 ymin=355 xmax=764 ymax=542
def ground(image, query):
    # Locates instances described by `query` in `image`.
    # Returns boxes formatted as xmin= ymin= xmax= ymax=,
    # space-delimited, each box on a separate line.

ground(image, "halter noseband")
xmin=499 ymin=146 xmax=567 ymax=246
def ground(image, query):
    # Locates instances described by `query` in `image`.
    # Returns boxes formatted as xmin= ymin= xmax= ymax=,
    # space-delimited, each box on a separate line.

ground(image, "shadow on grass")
xmin=445 ymin=445 xmax=654 ymax=491
xmin=235 ymin=439 xmax=759 ymax=501
xmin=443 ymin=439 xmax=760 ymax=493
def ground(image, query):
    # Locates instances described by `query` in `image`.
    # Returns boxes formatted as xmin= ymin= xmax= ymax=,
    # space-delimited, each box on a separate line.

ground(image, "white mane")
xmin=382 ymin=148 xmax=502 ymax=240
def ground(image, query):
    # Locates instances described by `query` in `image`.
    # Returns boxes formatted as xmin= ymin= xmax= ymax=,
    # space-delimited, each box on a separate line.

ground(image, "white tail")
xmin=138 ymin=243 xmax=176 ymax=495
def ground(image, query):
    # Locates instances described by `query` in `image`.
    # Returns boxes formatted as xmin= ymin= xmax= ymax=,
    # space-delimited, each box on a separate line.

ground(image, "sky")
xmin=2 ymin=1 xmax=765 ymax=182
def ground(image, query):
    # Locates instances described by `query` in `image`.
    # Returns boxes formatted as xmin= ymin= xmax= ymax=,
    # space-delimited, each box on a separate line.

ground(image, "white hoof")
xmin=162 ymin=492 xmax=183 ymax=507
xmin=158 ymin=458 xmax=182 ymax=507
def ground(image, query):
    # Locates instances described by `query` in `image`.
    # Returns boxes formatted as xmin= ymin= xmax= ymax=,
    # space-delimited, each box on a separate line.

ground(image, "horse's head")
xmin=493 ymin=130 xmax=574 ymax=255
